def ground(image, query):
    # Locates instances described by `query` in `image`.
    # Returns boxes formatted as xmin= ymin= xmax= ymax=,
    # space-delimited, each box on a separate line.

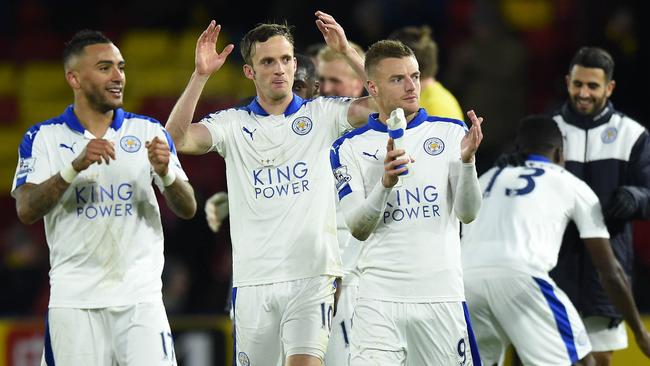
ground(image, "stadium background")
xmin=0 ymin=0 xmax=648 ymax=364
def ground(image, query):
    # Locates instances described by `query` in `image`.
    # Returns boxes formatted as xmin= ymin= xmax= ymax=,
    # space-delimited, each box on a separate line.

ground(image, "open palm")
xmin=195 ymin=21 xmax=234 ymax=76
xmin=315 ymin=11 xmax=350 ymax=53
xmin=461 ymin=110 xmax=484 ymax=163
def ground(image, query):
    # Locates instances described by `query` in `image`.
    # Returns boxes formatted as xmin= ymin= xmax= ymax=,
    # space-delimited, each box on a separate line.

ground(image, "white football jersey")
xmin=461 ymin=157 xmax=610 ymax=277
xmin=331 ymin=109 xmax=469 ymax=302
xmin=200 ymin=95 xmax=352 ymax=286
xmin=12 ymin=105 xmax=189 ymax=308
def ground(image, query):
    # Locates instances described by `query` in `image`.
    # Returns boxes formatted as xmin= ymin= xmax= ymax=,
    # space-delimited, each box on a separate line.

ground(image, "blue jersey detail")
xmin=44 ymin=312 xmax=56 ymax=365
xmin=534 ymin=277 xmax=579 ymax=364
xmin=330 ymin=124 xmax=373 ymax=200
xmin=527 ymin=154 xmax=552 ymax=163
xmin=366 ymin=108 xmax=468 ymax=133
xmin=463 ymin=302 xmax=483 ymax=366
xmin=61 ymin=105 xmax=126 ymax=133
xmin=246 ymin=94 xmax=306 ymax=117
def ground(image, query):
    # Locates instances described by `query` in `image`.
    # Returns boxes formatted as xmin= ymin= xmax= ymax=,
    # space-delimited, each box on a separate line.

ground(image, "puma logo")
xmin=59 ymin=142 xmax=76 ymax=154
xmin=362 ymin=149 xmax=379 ymax=160
xmin=243 ymin=127 xmax=256 ymax=141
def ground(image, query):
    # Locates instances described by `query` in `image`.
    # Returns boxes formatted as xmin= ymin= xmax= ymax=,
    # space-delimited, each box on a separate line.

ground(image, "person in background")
xmin=388 ymin=25 xmax=464 ymax=121
xmin=463 ymin=115 xmax=650 ymax=365
xmin=550 ymin=46 xmax=650 ymax=366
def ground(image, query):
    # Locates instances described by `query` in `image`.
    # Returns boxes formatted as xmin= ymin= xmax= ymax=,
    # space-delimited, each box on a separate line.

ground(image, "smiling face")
xmin=67 ymin=43 xmax=125 ymax=113
xmin=243 ymin=35 xmax=296 ymax=102
xmin=367 ymin=56 xmax=421 ymax=120
xmin=566 ymin=65 xmax=615 ymax=116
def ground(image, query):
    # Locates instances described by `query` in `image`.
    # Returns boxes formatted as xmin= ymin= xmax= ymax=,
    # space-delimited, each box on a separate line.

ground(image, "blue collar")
xmin=63 ymin=105 xmax=125 ymax=133
xmin=246 ymin=94 xmax=304 ymax=117
xmin=527 ymin=154 xmax=552 ymax=163
xmin=366 ymin=108 xmax=428 ymax=132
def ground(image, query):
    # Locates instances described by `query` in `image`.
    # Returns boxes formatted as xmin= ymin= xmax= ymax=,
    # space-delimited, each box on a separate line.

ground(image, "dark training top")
xmin=550 ymin=101 xmax=650 ymax=320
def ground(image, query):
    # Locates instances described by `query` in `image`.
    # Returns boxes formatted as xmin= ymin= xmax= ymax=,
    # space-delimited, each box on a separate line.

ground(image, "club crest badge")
xmin=120 ymin=135 xmax=141 ymax=153
xmin=601 ymin=127 xmax=617 ymax=144
xmin=237 ymin=352 xmax=250 ymax=366
xmin=292 ymin=117 xmax=313 ymax=136
xmin=424 ymin=137 xmax=445 ymax=156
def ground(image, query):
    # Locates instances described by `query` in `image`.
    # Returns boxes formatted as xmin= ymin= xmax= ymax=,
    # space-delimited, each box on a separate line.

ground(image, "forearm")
xmin=162 ymin=178 xmax=197 ymax=220
xmin=14 ymin=175 xmax=70 ymax=224
xmin=343 ymin=46 xmax=368 ymax=84
xmin=453 ymin=161 xmax=481 ymax=223
xmin=341 ymin=180 xmax=392 ymax=241
xmin=599 ymin=264 xmax=646 ymax=336
xmin=165 ymin=71 xmax=210 ymax=152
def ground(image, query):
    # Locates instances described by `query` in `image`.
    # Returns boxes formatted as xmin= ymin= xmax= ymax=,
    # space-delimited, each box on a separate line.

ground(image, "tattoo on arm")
xmin=14 ymin=174 xmax=70 ymax=224
xmin=162 ymin=179 xmax=196 ymax=220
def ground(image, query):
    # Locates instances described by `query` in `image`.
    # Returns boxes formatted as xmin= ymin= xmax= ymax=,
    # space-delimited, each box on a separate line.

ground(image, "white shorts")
xmin=324 ymin=282 xmax=358 ymax=366
xmin=464 ymin=271 xmax=591 ymax=365
xmin=583 ymin=316 xmax=628 ymax=352
xmin=232 ymin=276 xmax=337 ymax=365
xmin=41 ymin=300 xmax=175 ymax=366
xmin=350 ymin=299 xmax=480 ymax=366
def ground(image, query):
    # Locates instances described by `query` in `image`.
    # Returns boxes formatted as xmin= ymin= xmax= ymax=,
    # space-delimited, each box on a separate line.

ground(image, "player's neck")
xmin=73 ymin=100 xmax=114 ymax=138
xmin=256 ymin=92 xmax=293 ymax=116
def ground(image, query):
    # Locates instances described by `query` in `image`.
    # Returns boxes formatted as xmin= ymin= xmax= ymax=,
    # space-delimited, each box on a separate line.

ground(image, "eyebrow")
xmin=96 ymin=60 xmax=125 ymax=66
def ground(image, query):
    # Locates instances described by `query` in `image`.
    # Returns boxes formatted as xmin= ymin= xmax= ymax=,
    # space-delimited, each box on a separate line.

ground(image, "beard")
xmin=569 ymin=94 xmax=607 ymax=117
xmin=84 ymin=85 xmax=123 ymax=113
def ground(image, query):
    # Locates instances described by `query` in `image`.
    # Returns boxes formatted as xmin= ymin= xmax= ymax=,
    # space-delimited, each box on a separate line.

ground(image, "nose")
xmin=111 ymin=66 xmax=124 ymax=83
xmin=405 ymin=76 xmax=416 ymax=92
xmin=578 ymin=85 xmax=590 ymax=98
xmin=319 ymin=81 xmax=332 ymax=96
xmin=274 ymin=62 xmax=285 ymax=75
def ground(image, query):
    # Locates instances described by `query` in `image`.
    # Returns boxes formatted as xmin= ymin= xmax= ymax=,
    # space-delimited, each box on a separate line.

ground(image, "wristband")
xmin=60 ymin=163 xmax=79 ymax=183
xmin=160 ymin=168 xmax=176 ymax=187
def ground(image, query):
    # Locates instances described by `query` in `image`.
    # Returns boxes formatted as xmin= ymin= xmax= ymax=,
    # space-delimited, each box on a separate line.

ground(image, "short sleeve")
xmin=12 ymin=127 xmax=52 ymax=192
xmin=198 ymin=110 xmax=231 ymax=157
xmin=571 ymin=177 xmax=610 ymax=239
xmin=330 ymin=137 xmax=364 ymax=201
xmin=318 ymin=97 xmax=355 ymax=136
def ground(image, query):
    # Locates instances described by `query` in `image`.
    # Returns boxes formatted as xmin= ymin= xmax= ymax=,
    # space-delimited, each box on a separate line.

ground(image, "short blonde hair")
xmin=317 ymin=42 xmax=365 ymax=63
xmin=317 ymin=42 xmax=365 ymax=79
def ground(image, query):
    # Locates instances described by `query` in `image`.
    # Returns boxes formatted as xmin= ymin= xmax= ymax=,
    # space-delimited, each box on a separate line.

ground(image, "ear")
xmin=243 ymin=64 xmax=255 ymax=80
xmin=554 ymin=147 xmax=565 ymax=166
xmin=312 ymin=80 xmax=320 ymax=96
xmin=367 ymin=80 xmax=378 ymax=97
xmin=66 ymin=70 xmax=80 ymax=89
xmin=605 ymin=79 xmax=615 ymax=98
xmin=565 ymin=74 xmax=570 ymax=90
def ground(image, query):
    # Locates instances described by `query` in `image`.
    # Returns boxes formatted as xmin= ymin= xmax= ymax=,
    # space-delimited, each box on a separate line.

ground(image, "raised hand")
xmin=72 ymin=138 xmax=115 ymax=171
xmin=315 ymin=11 xmax=350 ymax=54
xmin=382 ymin=138 xmax=412 ymax=188
xmin=195 ymin=21 xmax=235 ymax=76
xmin=461 ymin=110 xmax=484 ymax=163
xmin=146 ymin=136 xmax=171 ymax=176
